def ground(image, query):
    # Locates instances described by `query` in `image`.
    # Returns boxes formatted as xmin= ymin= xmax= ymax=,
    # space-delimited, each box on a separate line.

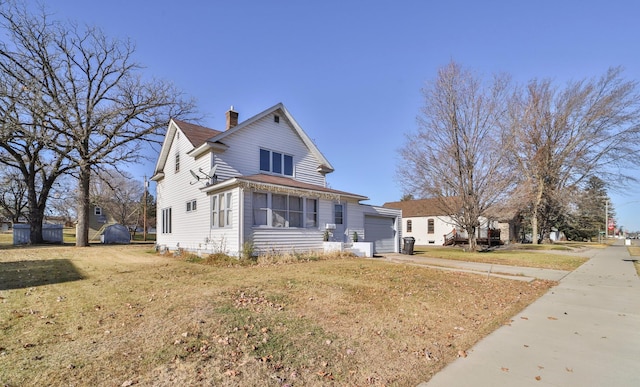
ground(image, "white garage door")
xmin=364 ymin=215 xmax=396 ymax=254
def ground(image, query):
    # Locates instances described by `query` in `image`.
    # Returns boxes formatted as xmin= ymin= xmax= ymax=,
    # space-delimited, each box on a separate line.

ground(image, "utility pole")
xmin=605 ymin=199 xmax=609 ymax=238
xmin=143 ymin=176 xmax=148 ymax=242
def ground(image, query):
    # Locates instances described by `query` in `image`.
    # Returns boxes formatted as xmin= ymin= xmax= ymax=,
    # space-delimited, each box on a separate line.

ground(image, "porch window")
xmin=212 ymin=192 xmax=232 ymax=228
xmin=259 ymin=148 xmax=293 ymax=176
xmin=252 ymin=192 xmax=317 ymax=228
xmin=305 ymin=198 xmax=317 ymax=228
xmin=427 ymin=219 xmax=434 ymax=234
xmin=253 ymin=193 xmax=268 ymax=226
xmin=407 ymin=219 xmax=412 ymax=232
xmin=161 ymin=207 xmax=172 ymax=234
xmin=289 ymin=196 xmax=303 ymax=227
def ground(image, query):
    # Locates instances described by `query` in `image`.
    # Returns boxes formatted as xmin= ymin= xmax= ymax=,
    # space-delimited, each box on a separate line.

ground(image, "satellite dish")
xmin=189 ymin=169 xmax=200 ymax=185
xmin=197 ymin=165 xmax=218 ymax=184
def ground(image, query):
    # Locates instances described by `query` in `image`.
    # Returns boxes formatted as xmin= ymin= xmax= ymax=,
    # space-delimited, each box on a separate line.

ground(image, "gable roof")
xmin=189 ymin=103 xmax=334 ymax=174
xmin=172 ymin=119 xmax=222 ymax=148
xmin=152 ymin=118 xmax=221 ymax=180
xmin=383 ymin=197 xmax=461 ymax=217
xmin=152 ymin=103 xmax=334 ymax=181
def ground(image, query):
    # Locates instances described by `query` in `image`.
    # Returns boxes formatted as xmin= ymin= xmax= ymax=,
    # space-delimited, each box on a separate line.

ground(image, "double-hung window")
xmin=212 ymin=192 xmax=232 ymax=228
xmin=252 ymin=192 xmax=317 ymax=228
xmin=427 ymin=219 xmax=434 ymax=234
xmin=259 ymin=149 xmax=293 ymax=176
xmin=186 ymin=199 xmax=197 ymax=212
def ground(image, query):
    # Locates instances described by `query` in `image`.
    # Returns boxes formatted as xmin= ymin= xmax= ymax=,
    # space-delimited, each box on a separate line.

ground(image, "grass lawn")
xmin=413 ymin=245 xmax=590 ymax=271
xmin=0 ymin=245 xmax=556 ymax=386
xmin=0 ymin=228 xmax=155 ymax=246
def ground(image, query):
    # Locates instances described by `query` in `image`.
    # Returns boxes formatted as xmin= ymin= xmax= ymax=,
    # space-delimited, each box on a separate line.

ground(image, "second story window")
xmin=175 ymin=152 xmax=180 ymax=173
xmin=260 ymin=148 xmax=293 ymax=176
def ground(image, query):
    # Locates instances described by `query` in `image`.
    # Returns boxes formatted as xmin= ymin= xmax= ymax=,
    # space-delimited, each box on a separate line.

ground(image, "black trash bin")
xmin=402 ymin=237 xmax=415 ymax=255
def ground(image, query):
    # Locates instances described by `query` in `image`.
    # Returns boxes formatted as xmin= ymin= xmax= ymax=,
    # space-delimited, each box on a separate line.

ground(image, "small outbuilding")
xmin=101 ymin=224 xmax=130 ymax=244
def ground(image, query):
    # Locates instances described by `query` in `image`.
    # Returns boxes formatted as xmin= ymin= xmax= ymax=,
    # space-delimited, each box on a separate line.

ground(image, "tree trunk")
xmin=531 ymin=181 xmax=545 ymax=245
xmin=76 ymin=165 xmax=91 ymax=247
xmin=27 ymin=184 xmax=44 ymax=244
xmin=468 ymin=226 xmax=478 ymax=252
xmin=28 ymin=205 xmax=44 ymax=244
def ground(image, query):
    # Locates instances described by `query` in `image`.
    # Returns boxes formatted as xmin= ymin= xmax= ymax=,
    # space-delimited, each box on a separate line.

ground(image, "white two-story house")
xmin=152 ymin=103 xmax=401 ymax=257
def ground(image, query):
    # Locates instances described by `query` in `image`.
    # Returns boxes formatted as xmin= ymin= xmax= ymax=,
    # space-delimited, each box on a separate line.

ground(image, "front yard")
xmin=413 ymin=244 xmax=590 ymax=271
xmin=0 ymin=245 xmax=558 ymax=386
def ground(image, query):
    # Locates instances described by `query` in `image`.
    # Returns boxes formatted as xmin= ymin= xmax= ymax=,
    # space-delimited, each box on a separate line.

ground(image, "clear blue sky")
xmin=39 ymin=0 xmax=640 ymax=231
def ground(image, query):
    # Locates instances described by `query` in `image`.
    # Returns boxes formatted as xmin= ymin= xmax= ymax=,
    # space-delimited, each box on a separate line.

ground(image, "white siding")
xmin=402 ymin=216 xmax=457 ymax=245
xmin=156 ymin=129 xmax=215 ymax=252
xmin=214 ymin=113 xmax=327 ymax=186
xmin=251 ymin=228 xmax=324 ymax=255
xmin=202 ymin=187 xmax=241 ymax=255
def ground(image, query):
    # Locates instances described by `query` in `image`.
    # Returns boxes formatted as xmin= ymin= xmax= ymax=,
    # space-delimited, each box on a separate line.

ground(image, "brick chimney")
xmin=226 ymin=106 xmax=238 ymax=130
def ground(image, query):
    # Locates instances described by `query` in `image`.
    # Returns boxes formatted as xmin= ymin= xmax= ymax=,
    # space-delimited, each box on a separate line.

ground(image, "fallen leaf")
xmin=547 ymin=316 xmax=558 ymax=320
xmin=535 ymin=375 xmax=541 ymax=381
xmin=501 ymin=367 xmax=509 ymax=372
xmin=566 ymin=367 xmax=573 ymax=372
xmin=538 ymin=365 xmax=544 ymax=370
xmin=520 ymin=316 xmax=529 ymax=320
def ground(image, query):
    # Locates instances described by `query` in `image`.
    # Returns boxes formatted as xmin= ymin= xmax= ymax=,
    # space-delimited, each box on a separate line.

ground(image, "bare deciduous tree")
xmin=0 ymin=62 xmax=75 ymax=242
xmin=0 ymin=2 xmax=197 ymax=246
xmin=398 ymin=62 xmax=513 ymax=251
xmin=91 ymin=169 xmax=144 ymax=228
xmin=504 ymin=67 xmax=640 ymax=243
xmin=0 ymin=166 xmax=28 ymax=223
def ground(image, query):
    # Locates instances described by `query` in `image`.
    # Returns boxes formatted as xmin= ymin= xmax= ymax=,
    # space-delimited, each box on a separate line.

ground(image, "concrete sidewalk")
xmin=418 ymin=241 xmax=640 ymax=386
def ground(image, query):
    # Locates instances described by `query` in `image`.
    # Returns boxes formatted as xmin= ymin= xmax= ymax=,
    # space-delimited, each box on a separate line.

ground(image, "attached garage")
xmin=364 ymin=215 xmax=397 ymax=254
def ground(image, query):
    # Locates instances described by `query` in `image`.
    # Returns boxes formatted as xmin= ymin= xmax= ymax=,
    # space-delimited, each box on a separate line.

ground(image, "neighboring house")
xmin=152 ymin=103 xmax=401 ymax=257
xmin=384 ymin=198 xmax=503 ymax=246
xmin=86 ymin=204 xmax=118 ymax=242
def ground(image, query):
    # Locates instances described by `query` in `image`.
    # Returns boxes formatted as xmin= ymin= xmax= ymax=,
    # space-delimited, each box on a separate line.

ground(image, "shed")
xmin=101 ymin=224 xmax=130 ymax=244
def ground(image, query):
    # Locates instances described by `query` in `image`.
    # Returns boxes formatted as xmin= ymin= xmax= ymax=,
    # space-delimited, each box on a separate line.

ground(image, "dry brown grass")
xmin=0 ymin=245 xmax=554 ymax=386
xmin=414 ymin=245 xmax=588 ymax=271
